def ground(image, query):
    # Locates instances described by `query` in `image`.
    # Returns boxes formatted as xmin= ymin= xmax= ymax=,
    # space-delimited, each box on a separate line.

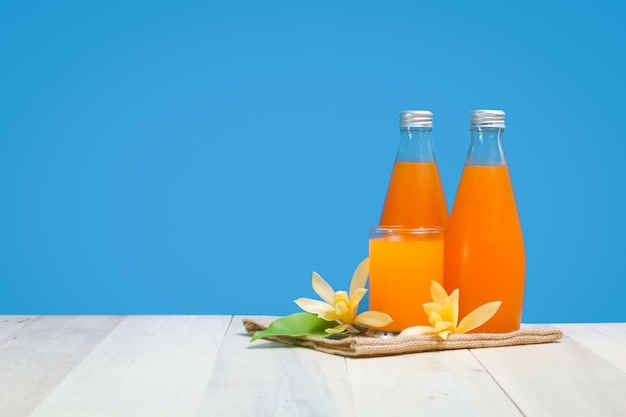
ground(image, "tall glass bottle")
xmin=379 ymin=111 xmax=448 ymax=228
xmin=444 ymin=110 xmax=525 ymax=333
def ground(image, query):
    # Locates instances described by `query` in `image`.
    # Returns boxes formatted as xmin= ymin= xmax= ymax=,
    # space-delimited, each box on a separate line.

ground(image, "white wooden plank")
xmin=0 ymin=316 xmax=38 ymax=341
xmin=589 ymin=323 xmax=626 ymax=346
xmin=197 ymin=316 xmax=355 ymax=417
xmin=559 ymin=324 xmax=626 ymax=373
xmin=27 ymin=315 xmax=231 ymax=417
xmin=0 ymin=315 xmax=124 ymax=417
xmin=347 ymin=349 xmax=523 ymax=417
xmin=471 ymin=335 xmax=626 ymax=417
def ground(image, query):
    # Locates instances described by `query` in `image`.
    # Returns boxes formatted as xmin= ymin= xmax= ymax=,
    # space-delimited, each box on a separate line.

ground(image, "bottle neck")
xmin=396 ymin=126 xmax=436 ymax=162
xmin=466 ymin=126 xmax=507 ymax=166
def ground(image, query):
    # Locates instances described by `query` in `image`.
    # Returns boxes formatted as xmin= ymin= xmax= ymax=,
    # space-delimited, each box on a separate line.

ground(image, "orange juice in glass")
xmin=369 ymin=226 xmax=444 ymax=332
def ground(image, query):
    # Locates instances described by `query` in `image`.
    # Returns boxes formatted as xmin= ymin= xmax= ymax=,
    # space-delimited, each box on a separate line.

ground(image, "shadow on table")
xmin=238 ymin=333 xmax=298 ymax=350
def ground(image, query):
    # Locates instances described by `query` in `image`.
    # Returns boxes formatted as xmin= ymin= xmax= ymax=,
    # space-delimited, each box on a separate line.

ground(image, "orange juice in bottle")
xmin=379 ymin=111 xmax=448 ymax=228
xmin=444 ymin=110 xmax=525 ymax=333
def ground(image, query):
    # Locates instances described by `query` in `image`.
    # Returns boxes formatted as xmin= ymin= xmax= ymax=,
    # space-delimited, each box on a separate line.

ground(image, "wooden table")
xmin=1 ymin=316 xmax=625 ymax=416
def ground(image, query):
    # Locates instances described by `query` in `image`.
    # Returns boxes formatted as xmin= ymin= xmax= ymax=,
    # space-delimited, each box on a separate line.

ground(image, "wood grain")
xmin=0 ymin=315 xmax=124 ymax=417
xmin=197 ymin=316 xmax=355 ymax=417
xmin=589 ymin=322 xmax=626 ymax=346
xmin=0 ymin=316 xmax=37 ymax=341
xmin=27 ymin=315 xmax=231 ymax=417
xmin=471 ymin=336 xmax=626 ymax=417
xmin=560 ymin=323 xmax=626 ymax=373
xmin=347 ymin=348 xmax=523 ymax=417
xmin=1 ymin=317 xmax=625 ymax=417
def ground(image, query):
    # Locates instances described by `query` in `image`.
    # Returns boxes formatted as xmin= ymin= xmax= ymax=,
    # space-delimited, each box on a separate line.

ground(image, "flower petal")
xmin=456 ymin=301 xmax=502 ymax=334
xmin=349 ymin=258 xmax=370 ymax=299
xmin=350 ymin=288 xmax=368 ymax=310
xmin=312 ymin=272 xmax=335 ymax=305
xmin=428 ymin=310 xmax=443 ymax=327
xmin=446 ymin=289 xmax=460 ymax=327
xmin=333 ymin=290 xmax=350 ymax=305
xmin=423 ymin=302 xmax=443 ymax=316
xmin=318 ymin=310 xmax=340 ymax=321
xmin=400 ymin=325 xmax=437 ymax=336
xmin=354 ymin=311 xmax=393 ymax=328
xmin=325 ymin=322 xmax=350 ymax=334
xmin=434 ymin=320 xmax=454 ymax=333
xmin=437 ymin=330 xmax=452 ymax=340
xmin=294 ymin=297 xmax=334 ymax=315
xmin=430 ymin=280 xmax=449 ymax=306
xmin=335 ymin=301 xmax=354 ymax=324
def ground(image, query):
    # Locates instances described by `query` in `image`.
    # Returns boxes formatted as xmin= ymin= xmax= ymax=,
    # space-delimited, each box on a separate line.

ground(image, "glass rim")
xmin=369 ymin=225 xmax=443 ymax=235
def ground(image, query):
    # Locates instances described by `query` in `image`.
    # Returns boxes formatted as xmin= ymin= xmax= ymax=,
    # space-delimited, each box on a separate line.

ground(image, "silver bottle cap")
xmin=470 ymin=109 xmax=506 ymax=128
xmin=400 ymin=110 xmax=433 ymax=127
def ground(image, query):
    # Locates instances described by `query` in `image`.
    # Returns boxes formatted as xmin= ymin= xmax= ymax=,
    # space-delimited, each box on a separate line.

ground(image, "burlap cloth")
xmin=243 ymin=317 xmax=563 ymax=358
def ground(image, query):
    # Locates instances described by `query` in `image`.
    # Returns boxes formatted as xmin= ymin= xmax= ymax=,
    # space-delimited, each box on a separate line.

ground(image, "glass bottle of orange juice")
xmin=444 ymin=110 xmax=525 ymax=333
xmin=379 ymin=111 xmax=448 ymax=228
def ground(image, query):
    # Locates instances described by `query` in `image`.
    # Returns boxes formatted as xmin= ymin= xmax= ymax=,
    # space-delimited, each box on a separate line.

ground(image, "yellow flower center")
xmin=333 ymin=291 xmax=355 ymax=324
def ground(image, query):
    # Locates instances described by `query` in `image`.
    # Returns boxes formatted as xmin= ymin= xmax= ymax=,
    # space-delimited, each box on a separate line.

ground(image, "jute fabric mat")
xmin=243 ymin=317 xmax=563 ymax=358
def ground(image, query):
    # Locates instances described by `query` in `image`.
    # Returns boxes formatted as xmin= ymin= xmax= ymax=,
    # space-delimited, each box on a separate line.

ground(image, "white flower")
xmin=294 ymin=258 xmax=392 ymax=334
xmin=401 ymin=280 xmax=501 ymax=340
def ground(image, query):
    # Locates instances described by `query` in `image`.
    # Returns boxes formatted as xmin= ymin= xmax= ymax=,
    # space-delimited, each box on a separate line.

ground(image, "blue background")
xmin=1 ymin=0 xmax=624 ymax=322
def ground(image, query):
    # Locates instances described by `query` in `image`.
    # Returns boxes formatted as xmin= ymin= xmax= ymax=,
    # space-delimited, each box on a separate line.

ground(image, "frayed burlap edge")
xmin=243 ymin=317 xmax=563 ymax=358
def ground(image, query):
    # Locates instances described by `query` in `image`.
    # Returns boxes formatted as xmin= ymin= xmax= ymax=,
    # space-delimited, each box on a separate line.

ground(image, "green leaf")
xmin=250 ymin=312 xmax=337 ymax=342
